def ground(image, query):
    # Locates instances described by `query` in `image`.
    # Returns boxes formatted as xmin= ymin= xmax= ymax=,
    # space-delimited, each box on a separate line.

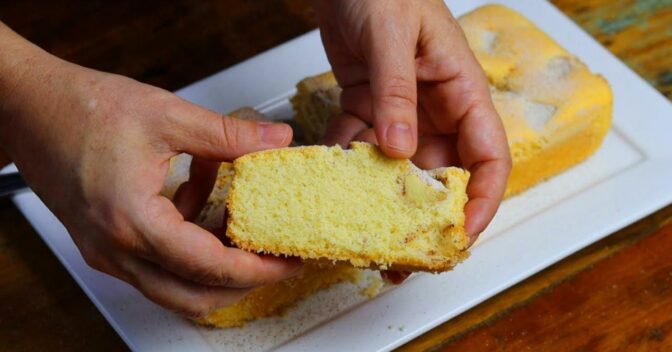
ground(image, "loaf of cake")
xmin=226 ymin=142 xmax=470 ymax=272
xmin=290 ymin=4 xmax=612 ymax=197
xmin=162 ymin=108 xmax=361 ymax=328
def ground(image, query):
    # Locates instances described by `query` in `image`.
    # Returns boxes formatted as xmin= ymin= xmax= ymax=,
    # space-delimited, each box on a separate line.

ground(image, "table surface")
xmin=0 ymin=1 xmax=670 ymax=351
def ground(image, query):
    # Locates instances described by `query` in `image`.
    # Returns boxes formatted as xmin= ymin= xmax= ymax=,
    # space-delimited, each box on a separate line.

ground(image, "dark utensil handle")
xmin=0 ymin=173 xmax=28 ymax=198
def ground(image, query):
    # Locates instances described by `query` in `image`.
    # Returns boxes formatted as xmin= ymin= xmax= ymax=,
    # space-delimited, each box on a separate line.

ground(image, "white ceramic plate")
xmin=5 ymin=0 xmax=672 ymax=351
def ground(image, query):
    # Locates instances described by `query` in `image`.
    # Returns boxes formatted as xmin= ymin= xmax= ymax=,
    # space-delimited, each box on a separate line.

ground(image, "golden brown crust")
xmin=195 ymin=263 xmax=360 ymax=327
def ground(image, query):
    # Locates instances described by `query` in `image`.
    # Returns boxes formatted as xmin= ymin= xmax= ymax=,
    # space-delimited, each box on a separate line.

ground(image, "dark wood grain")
xmin=0 ymin=199 xmax=128 ymax=351
xmin=0 ymin=0 xmax=670 ymax=351
xmin=440 ymin=222 xmax=672 ymax=351
xmin=0 ymin=0 xmax=316 ymax=92
xmin=555 ymin=0 xmax=672 ymax=99
xmin=0 ymin=151 xmax=8 ymax=168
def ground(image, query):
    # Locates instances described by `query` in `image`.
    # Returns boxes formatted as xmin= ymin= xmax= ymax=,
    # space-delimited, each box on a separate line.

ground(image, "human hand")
xmin=0 ymin=26 xmax=301 ymax=317
xmin=314 ymin=0 xmax=511 ymax=241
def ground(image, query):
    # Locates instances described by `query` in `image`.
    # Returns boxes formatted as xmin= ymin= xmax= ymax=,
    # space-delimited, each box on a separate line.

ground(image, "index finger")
xmin=364 ymin=16 xmax=419 ymax=159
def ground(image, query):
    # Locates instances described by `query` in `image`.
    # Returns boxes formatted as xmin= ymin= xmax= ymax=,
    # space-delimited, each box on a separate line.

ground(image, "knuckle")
xmin=189 ymin=260 xmax=233 ymax=286
xmin=379 ymin=77 xmax=417 ymax=109
xmin=104 ymin=218 xmax=150 ymax=257
xmin=146 ymin=293 xmax=202 ymax=317
xmin=432 ymin=58 xmax=461 ymax=80
xmin=160 ymin=95 xmax=189 ymax=130
xmin=218 ymin=116 xmax=243 ymax=151
xmin=174 ymin=300 xmax=213 ymax=319
xmin=114 ymin=231 xmax=148 ymax=256
xmin=170 ymin=291 xmax=218 ymax=319
xmin=137 ymin=199 xmax=179 ymax=251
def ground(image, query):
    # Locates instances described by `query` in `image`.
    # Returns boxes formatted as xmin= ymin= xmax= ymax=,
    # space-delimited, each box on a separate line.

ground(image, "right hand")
xmin=315 ymin=0 xmax=511 ymax=243
xmin=0 ymin=28 xmax=301 ymax=318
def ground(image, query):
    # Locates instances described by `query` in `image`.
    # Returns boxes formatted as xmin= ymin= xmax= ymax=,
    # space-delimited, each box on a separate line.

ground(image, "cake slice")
xmin=162 ymin=108 xmax=362 ymax=328
xmin=290 ymin=4 xmax=612 ymax=197
xmin=226 ymin=142 xmax=470 ymax=272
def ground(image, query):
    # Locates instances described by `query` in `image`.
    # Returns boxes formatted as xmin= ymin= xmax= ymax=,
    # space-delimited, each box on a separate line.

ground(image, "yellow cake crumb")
xmin=361 ymin=277 xmax=385 ymax=298
xmin=226 ymin=142 xmax=470 ymax=272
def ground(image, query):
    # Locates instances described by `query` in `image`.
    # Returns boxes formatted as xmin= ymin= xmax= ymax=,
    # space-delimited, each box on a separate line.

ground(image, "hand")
xmin=0 ymin=24 xmax=301 ymax=317
xmin=314 ymin=0 xmax=511 ymax=241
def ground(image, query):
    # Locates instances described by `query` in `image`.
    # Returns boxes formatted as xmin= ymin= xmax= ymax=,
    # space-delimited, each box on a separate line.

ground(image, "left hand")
xmin=314 ymin=0 xmax=511 ymax=241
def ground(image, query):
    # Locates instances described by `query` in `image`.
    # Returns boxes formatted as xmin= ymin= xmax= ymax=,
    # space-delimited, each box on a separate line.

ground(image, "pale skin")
xmin=0 ymin=1 xmax=510 ymax=317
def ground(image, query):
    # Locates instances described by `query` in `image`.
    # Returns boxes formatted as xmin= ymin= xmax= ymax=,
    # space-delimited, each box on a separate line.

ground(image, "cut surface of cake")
xmin=290 ymin=4 xmax=612 ymax=197
xmin=226 ymin=142 xmax=470 ymax=272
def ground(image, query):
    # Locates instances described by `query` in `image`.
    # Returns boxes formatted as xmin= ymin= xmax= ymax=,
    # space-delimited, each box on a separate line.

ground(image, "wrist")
xmin=0 ymin=22 xmax=67 ymax=159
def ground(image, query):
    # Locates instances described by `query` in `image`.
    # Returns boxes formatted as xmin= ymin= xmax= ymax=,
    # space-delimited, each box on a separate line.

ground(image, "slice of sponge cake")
xmin=226 ymin=142 xmax=470 ymax=272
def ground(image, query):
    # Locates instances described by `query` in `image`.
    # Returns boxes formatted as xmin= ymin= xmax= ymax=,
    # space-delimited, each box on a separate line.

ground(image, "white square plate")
xmin=6 ymin=1 xmax=672 ymax=351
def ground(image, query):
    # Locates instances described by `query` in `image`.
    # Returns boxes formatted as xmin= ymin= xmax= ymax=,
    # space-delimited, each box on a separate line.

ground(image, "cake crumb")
xmin=361 ymin=277 xmax=384 ymax=298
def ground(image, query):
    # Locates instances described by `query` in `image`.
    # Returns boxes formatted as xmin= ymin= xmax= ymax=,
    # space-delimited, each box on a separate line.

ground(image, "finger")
xmin=321 ymin=113 xmax=368 ymax=148
xmin=415 ymin=11 xmax=490 ymax=134
xmin=364 ymin=18 xmax=419 ymax=158
xmin=411 ymin=135 xmax=460 ymax=170
xmin=172 ymin=158 xmax=219 ymax=221
xmin=352 ymin=128 xmax=378 ymax=145
xmin=163 ymin=98 xmax=292 ymax=161
xmin=340 ymin=85 xmax=373 ymax=124
xmin=342 ymin=84 xmax=438 ymax=136
xmin=413 ymin=16 xmax=511 ymax=240
xmin=458 ymin=103 xmax=511 ymax=241
xmin=119 ymin=255 xmax=251 ymax=318
xmin=135 ymin=196 xmax=303 ymax=288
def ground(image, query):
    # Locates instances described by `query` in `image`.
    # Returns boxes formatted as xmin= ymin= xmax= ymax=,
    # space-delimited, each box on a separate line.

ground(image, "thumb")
xmin=365 ymin=21 xmax=418 ymax=159
xmin=164 ymin=98 xmax=292 ymax=161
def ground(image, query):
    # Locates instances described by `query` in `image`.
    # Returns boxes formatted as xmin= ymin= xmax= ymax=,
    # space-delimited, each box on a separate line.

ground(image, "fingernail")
xmin=260 ymin=124 xmax=291 ymax=146
xmin=385 ymin=122 xmax=413 ymax=152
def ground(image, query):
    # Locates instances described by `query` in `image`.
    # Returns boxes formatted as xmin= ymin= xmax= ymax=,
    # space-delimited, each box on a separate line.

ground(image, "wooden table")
xmin=0 ymin=1 xmax=670 ymax=351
